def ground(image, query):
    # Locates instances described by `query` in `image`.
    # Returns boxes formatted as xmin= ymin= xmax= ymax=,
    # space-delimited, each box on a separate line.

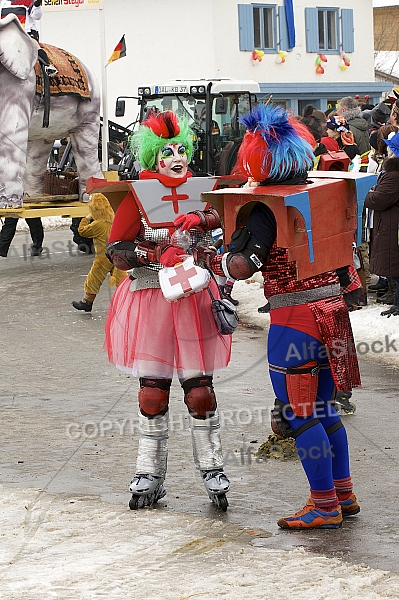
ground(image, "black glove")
xmin=34 ymin=0 xmax=42 ymax=6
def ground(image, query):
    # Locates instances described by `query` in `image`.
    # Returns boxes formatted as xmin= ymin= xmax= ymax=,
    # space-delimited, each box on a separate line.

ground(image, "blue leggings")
xmin=268 ymin=324 xmax=350 ymax=491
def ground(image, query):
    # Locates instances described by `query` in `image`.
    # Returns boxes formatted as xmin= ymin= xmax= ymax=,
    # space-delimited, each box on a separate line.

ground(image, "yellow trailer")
xmin=0 ymin=194 xmax=90 ymax=220
xmin=0 ymin=173 xmax=119 ymax=219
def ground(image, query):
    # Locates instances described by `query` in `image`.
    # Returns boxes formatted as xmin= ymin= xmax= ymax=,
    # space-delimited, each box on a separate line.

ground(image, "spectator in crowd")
xmin=336 ymin=96 xmax=370 ymax=171
xmin=369 ymin=124 xmax=399 ymax=175
xmin=0 ymin=217 xmax=43 ymax=257
xmin=303 ymin=105 xmax=327 ymax=133
xmin=337 ymin=97 xmax=372 ymax=289
xmin=367 ymin=126 xmax=399 ymax=305
xmin=366 ymin=102 xmax=391 ymax=163
xmin=325 ymin=116 xmax=361 ymax=170
xmin=324 ymin=107 xmax=336 ymax=119
xmin=364 ymin=132 xmax=399 ymax=317
xmin=319 ymin=110 xmax=340 ymax=151
xmin=298 ymin=115 xmax=328 ymax=164
xmin=389 ymin=98 xmax=399 ymax=128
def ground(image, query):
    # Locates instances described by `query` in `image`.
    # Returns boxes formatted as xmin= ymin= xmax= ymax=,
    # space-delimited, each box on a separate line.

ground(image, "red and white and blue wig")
xmin=237 ymin=103 xmax=315 ymax=183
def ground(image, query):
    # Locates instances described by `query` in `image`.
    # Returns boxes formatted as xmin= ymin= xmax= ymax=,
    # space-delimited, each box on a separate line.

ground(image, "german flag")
xmin=10 ymin=0 xmax=34 ymax=7
xmin=1 ymin=6 xmax=27 ymax=27
xmin=107 ymin=35 xmax=126 ymax=65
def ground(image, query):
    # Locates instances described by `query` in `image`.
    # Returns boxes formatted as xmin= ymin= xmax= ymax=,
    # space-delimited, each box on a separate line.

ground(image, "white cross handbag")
xmin=159 ymin=255 xmax=210 ymax=302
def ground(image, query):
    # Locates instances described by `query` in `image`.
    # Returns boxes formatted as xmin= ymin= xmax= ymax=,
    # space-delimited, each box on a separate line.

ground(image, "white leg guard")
xmin=189 ymin=410 xmax=230 ymax=510
xmin=135 ymin=410 xmax=169 ymax=477
xmin=129 ymin=411 xmax=169 ymax=510
xmin=188 ymin=409 xmax=224 ymax=471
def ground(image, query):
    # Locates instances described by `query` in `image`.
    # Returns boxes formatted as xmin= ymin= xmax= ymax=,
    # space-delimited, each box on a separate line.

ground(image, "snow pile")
xmin=16 ymin=217 xmax=72 ymax=232
xmin=1 ymin=485 xmax=399 ymax=599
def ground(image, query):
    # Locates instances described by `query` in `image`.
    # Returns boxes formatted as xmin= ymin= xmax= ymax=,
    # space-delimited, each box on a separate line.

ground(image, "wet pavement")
xmin=1 ymin=229 xmax=399 ymax=575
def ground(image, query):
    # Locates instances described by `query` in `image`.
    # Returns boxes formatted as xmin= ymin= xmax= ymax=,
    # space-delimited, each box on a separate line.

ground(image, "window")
xmin=318 ymin=9 xmax=338 ymax=51
xmin=305 ymin=7 xmax=354 ymax=54
xmin=272 ymin=99 xmax=287 ymax=110
xmin=212 ymin=94 xmax=252 ymax=143
xmin=253 ymin=5 xmax=276 ymax=50
xmin=238 ymin=4 xmax=292 ymax=53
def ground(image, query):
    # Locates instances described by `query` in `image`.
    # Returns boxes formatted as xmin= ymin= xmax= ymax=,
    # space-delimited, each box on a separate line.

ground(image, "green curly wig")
xmin=130 ymin=110 xmax=194 ymax=171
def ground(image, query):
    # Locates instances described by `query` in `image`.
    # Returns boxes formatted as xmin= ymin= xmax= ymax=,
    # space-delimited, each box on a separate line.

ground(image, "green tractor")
xmin=115 ymin=78 xmax=260 ymax=180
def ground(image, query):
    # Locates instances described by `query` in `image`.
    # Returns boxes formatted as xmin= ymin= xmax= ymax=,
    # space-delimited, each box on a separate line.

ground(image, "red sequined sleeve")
xmin=108 ymin=193 xmax=141 ymax=243
xmin=210 ymin=254 xmax=225 ymax=277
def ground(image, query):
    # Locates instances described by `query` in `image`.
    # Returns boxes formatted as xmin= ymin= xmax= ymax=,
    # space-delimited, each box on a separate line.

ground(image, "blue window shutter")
xmin=238 ymin=4 xmax=254 ymax=51
xmin=341 ymin=8 xmax=354 ymax=53
xmin=305 ymin=7 xmax=319 ymax=53
xmin=278 ymin=6 xmax=289 ymax=51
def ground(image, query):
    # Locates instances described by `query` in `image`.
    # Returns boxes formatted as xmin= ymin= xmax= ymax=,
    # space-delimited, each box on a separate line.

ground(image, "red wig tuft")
xmin=237 ymin=130 xmax=272 ymax=181
xmin=289 ymin=117 xmax=316 ymax=149
xmin=143 ymin=110 xmax=180 ymax=139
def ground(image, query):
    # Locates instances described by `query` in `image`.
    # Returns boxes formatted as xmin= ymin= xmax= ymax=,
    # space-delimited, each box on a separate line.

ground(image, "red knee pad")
xmin=138 ymin=378 xmax=171 ymax=418
xmin=182 ymin=376 xmax=216 ymax=419
xmin=286 ymin=360 xmax=319 ymax=417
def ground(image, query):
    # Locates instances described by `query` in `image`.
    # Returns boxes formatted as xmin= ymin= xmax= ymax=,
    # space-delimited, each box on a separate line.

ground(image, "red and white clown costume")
xmin=105 ymin=111 xmax=231 ymax=510
xmin=196 ymin=104 xmax=363 ymax=529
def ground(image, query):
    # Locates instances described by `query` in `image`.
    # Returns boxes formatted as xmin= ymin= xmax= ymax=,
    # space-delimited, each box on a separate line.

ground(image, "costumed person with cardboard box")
xmin=194 ymin=104 xmax=363 ymax=529
xmin=104 ymin=111 xmax=232 ymax=511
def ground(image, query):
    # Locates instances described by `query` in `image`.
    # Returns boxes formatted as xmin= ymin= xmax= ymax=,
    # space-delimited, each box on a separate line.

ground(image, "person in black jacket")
xmin=364 ymin=131 xmax=399 ymax=317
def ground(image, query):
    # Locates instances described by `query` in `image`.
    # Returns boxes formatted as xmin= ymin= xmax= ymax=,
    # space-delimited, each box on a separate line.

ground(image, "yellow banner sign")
xmin=43 ymin=0 xmax=103 ymax=10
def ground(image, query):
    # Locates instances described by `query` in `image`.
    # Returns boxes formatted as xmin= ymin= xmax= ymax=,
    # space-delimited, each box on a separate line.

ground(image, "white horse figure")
xmin=0 ymin=14 xmax=103 ymax=208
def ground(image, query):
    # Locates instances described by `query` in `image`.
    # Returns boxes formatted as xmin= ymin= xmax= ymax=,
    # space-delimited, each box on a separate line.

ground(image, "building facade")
xmin=39 ymin=0 xmax=391 ymax=123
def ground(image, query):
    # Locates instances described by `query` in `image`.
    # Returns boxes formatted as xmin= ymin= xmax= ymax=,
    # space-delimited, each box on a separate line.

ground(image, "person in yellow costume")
xmin=72 ymin=193 xmax=126 ymax=312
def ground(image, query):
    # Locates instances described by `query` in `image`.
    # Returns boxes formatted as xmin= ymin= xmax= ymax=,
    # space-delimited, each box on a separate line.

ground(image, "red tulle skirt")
xmin=104 ymin=277 xmax=232 ymax=378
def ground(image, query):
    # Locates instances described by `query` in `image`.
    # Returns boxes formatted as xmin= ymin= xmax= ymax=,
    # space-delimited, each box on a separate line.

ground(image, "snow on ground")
xmin=16 ymin=217 xmax=72 ymax=232
xmin=4 ymin=221 xmax=399 ymax=598
xmin=232 ymin=274 xmax=399 ymax=369
xmin=1 ymin=485 xmax=399 ymax=600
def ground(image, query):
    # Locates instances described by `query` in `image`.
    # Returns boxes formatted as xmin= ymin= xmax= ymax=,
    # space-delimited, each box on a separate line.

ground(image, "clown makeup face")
xmin=156 ymin=143 xmax=188 ymax=177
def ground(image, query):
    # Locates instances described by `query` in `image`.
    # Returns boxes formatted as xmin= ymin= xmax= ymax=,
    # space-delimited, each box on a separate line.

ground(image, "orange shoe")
xmin=278 ymin=501 xmax=342 ymax=530
xmin=338 ymin=493 xmax=360 ymax=516
xmin=307 ymin=493 xmax=360 ymax=517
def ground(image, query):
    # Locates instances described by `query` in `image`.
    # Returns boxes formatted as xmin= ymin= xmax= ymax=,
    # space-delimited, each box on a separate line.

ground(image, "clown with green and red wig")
xmin=105 ymin=110 xmax=231 ymax=511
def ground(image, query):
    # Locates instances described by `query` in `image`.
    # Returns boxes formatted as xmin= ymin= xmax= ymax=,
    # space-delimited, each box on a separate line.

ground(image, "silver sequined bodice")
xmin=130 ymin=213 xmax=213 ymax=291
